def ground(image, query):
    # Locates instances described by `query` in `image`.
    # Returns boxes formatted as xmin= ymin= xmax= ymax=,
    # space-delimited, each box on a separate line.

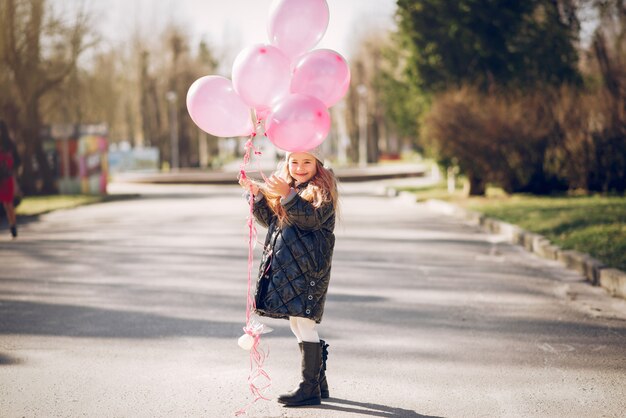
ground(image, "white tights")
xmin=289 ymin=316 xmax=320 ymax=343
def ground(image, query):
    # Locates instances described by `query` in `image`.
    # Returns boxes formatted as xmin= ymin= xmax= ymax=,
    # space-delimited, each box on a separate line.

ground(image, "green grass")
xmin=399 ymin=182 xmax=626 ymax=271
xmin=16 ymin=195 xmax=119 ymax=216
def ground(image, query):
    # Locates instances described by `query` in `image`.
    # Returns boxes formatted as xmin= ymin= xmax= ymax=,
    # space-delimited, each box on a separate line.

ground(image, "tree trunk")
xmin=467 ymin=170 xmax=486 ymax=196
xmin=21 ymin=102 xmax=56 ymax=194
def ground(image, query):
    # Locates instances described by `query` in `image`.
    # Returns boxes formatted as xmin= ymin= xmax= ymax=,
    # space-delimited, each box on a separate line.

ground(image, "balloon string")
xmin=235 ymin=134 xmax=272 ymax=416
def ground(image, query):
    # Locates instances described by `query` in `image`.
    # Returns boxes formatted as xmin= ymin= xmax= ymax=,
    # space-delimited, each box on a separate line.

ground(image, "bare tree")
xmin=591 ymin=0 xmax=625 ymax=106
xmin=348 ymin=33 xmax=390 ymax=164
xmin=0 ymin=0 xmax=94 ymax=193
xmin=126 ymin=22 xmax=218 ymax=169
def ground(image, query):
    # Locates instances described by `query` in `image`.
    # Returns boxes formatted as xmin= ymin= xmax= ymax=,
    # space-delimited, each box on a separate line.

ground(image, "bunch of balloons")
xmin=186 ymin=0 xmax=350 ymax=152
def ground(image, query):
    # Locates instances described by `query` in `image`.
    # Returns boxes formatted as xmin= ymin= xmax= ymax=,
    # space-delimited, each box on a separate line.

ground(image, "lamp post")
xmin=166 ymin=91 xmax=179 ymax=171
xmin=357 ymin=84 xmax=368 ymax=168
xmin=334 ymin=101 xmax=349 ymax=166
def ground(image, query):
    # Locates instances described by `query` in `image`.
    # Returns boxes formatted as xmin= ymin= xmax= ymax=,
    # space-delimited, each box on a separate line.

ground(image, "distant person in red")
xmin=0 ymin=120 xmax=21 ymax=238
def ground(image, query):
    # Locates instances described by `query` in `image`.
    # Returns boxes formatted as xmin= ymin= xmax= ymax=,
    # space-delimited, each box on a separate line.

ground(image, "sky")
xmin=97 ymin=0 xmax=398 ymax=65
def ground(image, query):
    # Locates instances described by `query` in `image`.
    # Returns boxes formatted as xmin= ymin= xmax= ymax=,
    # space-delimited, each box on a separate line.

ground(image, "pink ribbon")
xmin=235 ymin=134 xmax=272 ymax=416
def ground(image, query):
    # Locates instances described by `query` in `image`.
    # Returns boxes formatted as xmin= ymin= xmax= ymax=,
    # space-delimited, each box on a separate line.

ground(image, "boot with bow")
xmin=277 ymin=341 xmax=322 ymax=407
xmin=319 ymin=340 xmax=329 ymax=398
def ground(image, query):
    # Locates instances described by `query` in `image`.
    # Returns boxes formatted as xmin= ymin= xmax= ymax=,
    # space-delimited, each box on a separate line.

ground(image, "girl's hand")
xmin=239 ymin=176 xmax=260 ymax=196
xmin=265 ymin=174 xmax=291 ymax=198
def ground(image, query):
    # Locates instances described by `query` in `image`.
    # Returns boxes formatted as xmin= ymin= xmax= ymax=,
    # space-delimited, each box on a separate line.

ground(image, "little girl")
xmin=239 ymin=147 xmax=337 ymax=407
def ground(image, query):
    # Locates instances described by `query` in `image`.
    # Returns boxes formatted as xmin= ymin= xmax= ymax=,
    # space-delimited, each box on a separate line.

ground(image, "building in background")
xmin=51 ymin=124 xmax=109 ymax=195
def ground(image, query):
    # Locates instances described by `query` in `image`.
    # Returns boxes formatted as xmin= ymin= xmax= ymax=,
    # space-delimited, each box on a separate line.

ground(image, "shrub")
xmin=424 ymin=85 xmax=625 ymax=195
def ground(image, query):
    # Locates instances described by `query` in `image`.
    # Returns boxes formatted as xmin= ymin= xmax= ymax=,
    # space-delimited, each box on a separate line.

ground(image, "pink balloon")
xmin=232 ymin=44 xmax=291 ymax=113
xmin=268 ymin=0 xmax=329 ymax=59
xmin=265 ymin=94 xmax=330 ymax=152
xmin=291 ymin=49 xmax=351 ymax=107
xmin=255 ymin=107 xmax=271 ymax=122
xmin=186 ymin=76 xmax=254 ymax=137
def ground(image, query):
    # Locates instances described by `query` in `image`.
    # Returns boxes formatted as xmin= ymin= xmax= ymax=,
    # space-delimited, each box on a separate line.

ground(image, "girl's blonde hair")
xmin=259 ymin=159 xmax=338 ymax=227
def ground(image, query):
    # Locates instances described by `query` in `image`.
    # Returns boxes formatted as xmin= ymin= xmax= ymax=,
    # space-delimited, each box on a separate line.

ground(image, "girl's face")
xmin=288 ymin=152 xmax=318 ymax=184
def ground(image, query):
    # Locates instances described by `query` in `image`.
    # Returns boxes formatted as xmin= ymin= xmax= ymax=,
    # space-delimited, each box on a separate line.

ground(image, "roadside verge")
xmin=392 ymin=189 xmax=626 ymax=301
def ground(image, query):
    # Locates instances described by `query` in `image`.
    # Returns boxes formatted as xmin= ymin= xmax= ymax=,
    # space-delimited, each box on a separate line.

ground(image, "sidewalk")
xmin=111 ymin=162 xmax=429 ymax=184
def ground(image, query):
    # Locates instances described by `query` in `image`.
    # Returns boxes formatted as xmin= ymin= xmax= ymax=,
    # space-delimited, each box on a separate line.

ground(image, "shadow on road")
xmin=310 ymin=397 xmax=444 ymax=417
xmin=0 ymin=299 xmax=242 ymax=339
xmin=0 ymin=352 xmax=22 ymax=366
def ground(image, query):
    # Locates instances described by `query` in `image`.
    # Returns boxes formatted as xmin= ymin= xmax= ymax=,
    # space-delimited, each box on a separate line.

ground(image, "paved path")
xmin=1 ymin=181 xmax=625 ymax=417
xmin=112 ymin=162 xmax=429 ymax=184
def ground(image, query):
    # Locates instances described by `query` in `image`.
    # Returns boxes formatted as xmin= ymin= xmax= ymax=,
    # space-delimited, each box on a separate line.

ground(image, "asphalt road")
xmin=1 ymin=181 xmax=625 ymax=418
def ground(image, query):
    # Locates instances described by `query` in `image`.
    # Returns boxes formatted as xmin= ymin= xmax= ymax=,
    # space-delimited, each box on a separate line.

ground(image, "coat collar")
xmin=294 ymin=181 xmax=310 ymax=191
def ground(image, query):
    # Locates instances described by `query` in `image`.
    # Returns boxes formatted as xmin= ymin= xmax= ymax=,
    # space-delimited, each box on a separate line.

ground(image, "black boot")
xmin=319 ymin=340 xmax=329 ymax=398
xmin=298 ymin=341 xmax=328 ymax=398
xmin=9 ymin=225 xmax=17 ymax=238
xmin=277 ymin=341 xmax=322 ymax=407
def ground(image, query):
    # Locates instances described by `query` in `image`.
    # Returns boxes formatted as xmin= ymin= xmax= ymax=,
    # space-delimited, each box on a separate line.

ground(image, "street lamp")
xmin=166 ymin=91 xmax=179 ymax=171
xmin=357 ymin=84 xmax=368 ymax=168
xmin=333 ymin=101 xmax=350 ymax=166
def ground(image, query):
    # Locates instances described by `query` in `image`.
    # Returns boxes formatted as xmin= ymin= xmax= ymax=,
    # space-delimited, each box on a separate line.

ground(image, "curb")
xmin=600 ymin=269 xmax=626 ymax=299
xmin=113 ymin=165 xmax=427 ymax=185
xmin=403 ymin=195 xmax=626 ymax=301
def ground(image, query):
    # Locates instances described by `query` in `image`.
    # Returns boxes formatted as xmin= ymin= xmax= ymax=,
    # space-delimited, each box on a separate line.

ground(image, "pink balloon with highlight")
xmin=265 ymin=94 xmax=330 ymax=152
xmin=268 ymin=0 xmax=329 ymax=60
xmin=232 ymin=44 xmax=291 ymax=114
xmin=255 ymin=107 xmax=272 ymax=122
xmin=291 ymin=49 xmax=351 ymax=108
xmin=186 ymin=76 xmax=254 ymax=137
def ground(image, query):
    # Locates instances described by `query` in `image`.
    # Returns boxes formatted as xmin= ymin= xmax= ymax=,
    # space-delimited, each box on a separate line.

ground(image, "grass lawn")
xmin=15 ymin=194 xmax=131 ymax=216
xmin=400 ymin=182 xmax=626 ymax=271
